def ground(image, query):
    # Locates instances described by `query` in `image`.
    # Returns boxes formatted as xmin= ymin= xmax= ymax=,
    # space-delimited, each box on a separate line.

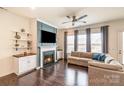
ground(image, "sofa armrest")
xmin=88 ymin=61 xmax=123 ymax=72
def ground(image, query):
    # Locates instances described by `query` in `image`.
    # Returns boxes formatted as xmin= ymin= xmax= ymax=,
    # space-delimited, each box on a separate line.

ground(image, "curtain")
xmin=101 ymin=26 xmax=109 ymax=53
xmin=86 ymin=28 xmax=91 ymax=52
xmin=74 ymin=30 xmax=78 ymax=51
xmin=64 ymin=32 xmax=67 ymax=60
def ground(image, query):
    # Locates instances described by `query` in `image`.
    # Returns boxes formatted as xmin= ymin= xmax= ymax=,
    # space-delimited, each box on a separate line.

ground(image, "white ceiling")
xmin=5 ymin=7 xmax=124 ymax=28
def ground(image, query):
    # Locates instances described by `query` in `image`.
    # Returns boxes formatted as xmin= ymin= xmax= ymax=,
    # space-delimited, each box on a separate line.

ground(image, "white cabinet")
xmin=57 ymin=51 xmax=63 ymax=60
xmin=13 ymin=55 xmax=37 ymax=75
xmin=28 ymin=55 xmax=37 ymax=70
xmin=19 ymin=57 xmax=28 ymax=74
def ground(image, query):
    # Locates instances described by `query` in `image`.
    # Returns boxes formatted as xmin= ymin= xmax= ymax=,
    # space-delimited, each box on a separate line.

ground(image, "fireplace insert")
xmin=43 ymin=50 xmax=55 ymax=67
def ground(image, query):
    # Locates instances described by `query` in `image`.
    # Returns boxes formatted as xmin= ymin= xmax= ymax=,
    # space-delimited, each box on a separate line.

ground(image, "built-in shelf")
xmin=13 ymin=31 xmax=32 ymax=35
xmin=13 ymin=47 xmax=32 ymax=49
xmin=12 ymin=39 xmax=32 ymax=41
xmin=12 ymin=30 xmax=32 ymax=51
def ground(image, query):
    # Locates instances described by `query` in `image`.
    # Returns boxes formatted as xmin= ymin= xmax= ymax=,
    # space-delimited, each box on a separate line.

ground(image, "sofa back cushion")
xmin=79 ymin=52 xmax=92 ymax=58
xmin=71 ymin=51 xmax=80 ymax=57
xmin=71 ymin=51 xmax=92 ymax=58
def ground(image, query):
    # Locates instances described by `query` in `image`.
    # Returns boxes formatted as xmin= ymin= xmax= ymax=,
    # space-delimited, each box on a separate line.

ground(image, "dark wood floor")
xmin=0 ymin=60 xmax=88 ymax=86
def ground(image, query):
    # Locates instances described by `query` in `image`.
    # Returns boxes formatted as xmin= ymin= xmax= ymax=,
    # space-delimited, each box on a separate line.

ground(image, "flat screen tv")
xmin=41 ymin=30 xmax=56 ymax=43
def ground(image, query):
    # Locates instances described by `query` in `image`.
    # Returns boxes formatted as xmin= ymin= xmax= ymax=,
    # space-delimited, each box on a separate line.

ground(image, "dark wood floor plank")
xmin=0 ymin=60 xmax=88 ymax=86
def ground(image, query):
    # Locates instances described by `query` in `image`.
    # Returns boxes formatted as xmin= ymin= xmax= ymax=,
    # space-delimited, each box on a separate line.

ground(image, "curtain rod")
xmin=60 ymin=25 xmax=110 ymax=31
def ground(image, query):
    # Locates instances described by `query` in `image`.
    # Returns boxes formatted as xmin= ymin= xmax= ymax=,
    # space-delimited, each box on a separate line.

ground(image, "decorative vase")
xmin=24 ymin=52 xmax=27 ymax=56
xmin=27 ymin=41 xmax=31 ymax=47
xmin=15 ymin=32 xmax=21 ymax=39
xmin=21 ymin=28 xmax=25 ymax=32
xmin=15 ymin=43 xmax=19 ymax=47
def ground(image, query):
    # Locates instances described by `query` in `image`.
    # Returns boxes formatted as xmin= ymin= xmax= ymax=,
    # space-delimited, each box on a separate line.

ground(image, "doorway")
xmin=118 ymin=31 xmax=124 ymax=64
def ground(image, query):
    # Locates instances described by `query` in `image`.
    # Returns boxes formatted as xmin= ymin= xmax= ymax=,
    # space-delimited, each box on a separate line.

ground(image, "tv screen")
xmin=41 ymin=30 xmax=56 ymax=43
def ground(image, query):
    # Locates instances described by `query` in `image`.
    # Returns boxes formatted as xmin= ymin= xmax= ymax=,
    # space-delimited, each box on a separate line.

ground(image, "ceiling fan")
xmin=62 ymin=15 xmax=88 ymax=26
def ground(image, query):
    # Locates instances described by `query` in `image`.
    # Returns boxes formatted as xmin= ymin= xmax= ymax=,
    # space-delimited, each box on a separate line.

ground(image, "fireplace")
xmin=43 ymin=50 xmax=55 ymax=66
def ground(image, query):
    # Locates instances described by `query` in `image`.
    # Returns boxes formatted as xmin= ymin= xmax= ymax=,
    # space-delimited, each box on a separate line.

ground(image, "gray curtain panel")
xmin=86 ymin=28 xmax=91 ymax=52
xmin=101 ymin=26 xmax=109 ymax=53
xmin=64 ymin=32 xmax=67 ymax=60
xmin=74 ymin=30 xmax=78 ymax=51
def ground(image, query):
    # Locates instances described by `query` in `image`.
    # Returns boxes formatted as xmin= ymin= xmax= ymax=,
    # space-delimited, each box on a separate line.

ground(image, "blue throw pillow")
xmin=98 ymin=54 xmax=106 ymax=61
xmin=92 ymin=53 xmax=101 ymax=60
xmin=92 ymin=53 xmax=106 ymax=62
xmin=100 ymin=55 xmax=106 ymax=61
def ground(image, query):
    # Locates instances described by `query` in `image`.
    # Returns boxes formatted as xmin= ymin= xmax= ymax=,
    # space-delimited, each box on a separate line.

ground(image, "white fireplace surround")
xmin=40 ymin=45 xmax=57 ymax=68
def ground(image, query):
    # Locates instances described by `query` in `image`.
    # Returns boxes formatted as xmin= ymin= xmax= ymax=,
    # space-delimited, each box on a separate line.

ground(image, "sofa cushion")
xmin=68 ymin=56 xmax=91 ymax=62
xmin=68 ymin=56 xmax=79 ymax=60
xmin=109 ymin=60 xmax=124 ymax=69
xmin=89 ymin=61 xmax=124 ymax=72
xmin=77 ymin=57 xmax=92 ymax=62
xmin=79 ymin=52 xmax=92 ymax=58
xmin=71 ymin=51 xmax=80 ymax=57
xmin=92 ymin=60 xmax=104 ymax=63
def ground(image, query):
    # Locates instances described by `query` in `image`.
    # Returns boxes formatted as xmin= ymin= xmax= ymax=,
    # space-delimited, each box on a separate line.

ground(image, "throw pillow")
xmin=98 ymin=54 xmax=106 ymax=61
xmin=104 ymin=55 xmax=114 ymax=63
xmin=92 ymin=53 xmax=101 ymax=60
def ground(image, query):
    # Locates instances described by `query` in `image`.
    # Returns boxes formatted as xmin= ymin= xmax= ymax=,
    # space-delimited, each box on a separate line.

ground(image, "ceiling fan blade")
xmin=66 ymin=16 xmax=71 ymax=19
xmin=62 ymin=21 xmax=72 ymax=24
xmin=77 ymin=15 xmax=88 ymax=21
xmin=78 ymin=21 xmax=87 ymax=23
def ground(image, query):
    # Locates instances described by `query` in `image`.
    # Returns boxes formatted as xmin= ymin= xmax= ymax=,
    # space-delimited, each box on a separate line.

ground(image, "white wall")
xmin=57 ymin=30 xmax=64 ymax=50
xmin=57 ymin=19 xmax=124 ymax=60
xmin=0 ymin=10 xmax=31 ymax=77
xmin=30 ymin=19 xmax=37 ymax=53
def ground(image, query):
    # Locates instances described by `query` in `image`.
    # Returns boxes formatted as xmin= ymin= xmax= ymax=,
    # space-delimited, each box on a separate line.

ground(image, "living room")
xmin=0 ymin=7 xmax=124 ymax=86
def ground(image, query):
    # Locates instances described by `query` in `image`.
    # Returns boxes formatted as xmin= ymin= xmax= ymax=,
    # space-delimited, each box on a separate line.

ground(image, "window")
xmin=66 ymin=29 xmax=102 ymax=54
xmin=67 ymin=34 xmax=74 ymax=54
xmin=91 ymin=32 xmax=102 ymax=53
xmin=77 ymin=31 xmax=86 ymax=51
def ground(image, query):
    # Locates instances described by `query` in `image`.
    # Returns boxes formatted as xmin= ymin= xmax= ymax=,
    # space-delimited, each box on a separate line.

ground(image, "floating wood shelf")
xmin=12 ymin=30 xmax=32 ymax=51
xmin=13 ymin=47 xmax=32 ymax=49
xmin=13 ymin=31 xmax=32 ymax=35
xmin=12 ymin=39 xmax=32 ymax=41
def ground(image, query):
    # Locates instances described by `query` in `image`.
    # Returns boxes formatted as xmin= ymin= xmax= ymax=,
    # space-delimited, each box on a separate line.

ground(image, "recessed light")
xmin=31 ymin=7 xmax=36 ymax=10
